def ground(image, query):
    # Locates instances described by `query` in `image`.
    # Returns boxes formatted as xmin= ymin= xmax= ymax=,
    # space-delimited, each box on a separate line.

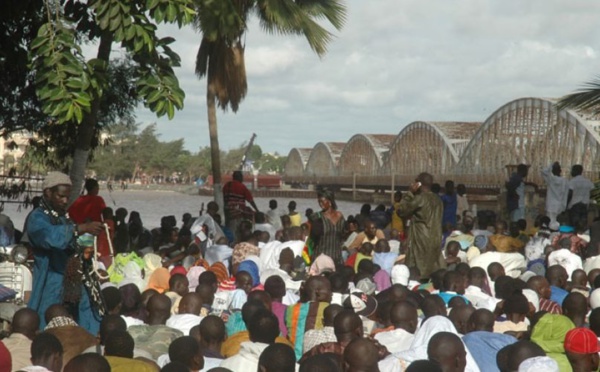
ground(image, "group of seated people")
xmin=4 ymin=203 xmax=600 ymax=372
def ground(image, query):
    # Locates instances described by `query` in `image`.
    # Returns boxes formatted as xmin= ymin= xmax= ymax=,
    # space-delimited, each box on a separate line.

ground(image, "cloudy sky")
xmin=132 ymin=0 xmax=600 ymax=155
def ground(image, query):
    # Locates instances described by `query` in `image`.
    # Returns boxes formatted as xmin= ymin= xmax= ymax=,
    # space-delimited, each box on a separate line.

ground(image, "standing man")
xmin=68 ymin=178 xmax=106 ymax=224
xmin=568 ymin=164 xmax=594 ymax=227
xmin=541 ymin=162 xmax=569 ymax=225
xmin=222 ymin=171 xmax=259 ymax=239
xmin=397 ymin=172 xmax=445 ymax=279
xmin=506 ymin=164 xmax=537 ymax=222
xmin=27 ymin=172 xmax=103 ymax=329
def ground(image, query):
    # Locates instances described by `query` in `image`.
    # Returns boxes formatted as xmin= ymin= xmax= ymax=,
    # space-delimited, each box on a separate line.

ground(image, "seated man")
xmin=21 ymin=332 xmax=63 ymax=372
xmin=564 ymin=327 xmax=600 ymax=372
xmin=437 ymin=271 xmax=469 ymax=306
xmin=489 ymin=220 xmax=525 ymax=253
xmin=374 ymin=301 xmax=418 ymax=353
xmin=104 ymin=330 xmax=157 ymax=371
xmin=3 ymin=308 xmax=39 ymax=371
xmin=427 ymin=332 xmax=467 ymax=371
xmin=168 ymin=336 xmax=204 ymax=372
xmin=220 ymin=309 xmax=280 ymax=371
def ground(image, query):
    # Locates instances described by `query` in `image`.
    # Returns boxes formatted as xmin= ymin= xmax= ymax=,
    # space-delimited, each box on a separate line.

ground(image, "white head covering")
xmin=518 ymin=356 xmax=559 ymax=372
xmin=143 ymin=253 xmax=162 ymax=277
xmin=187 ymin=266 xmax=206 ymax=292
xmin=590 ymin=288 xmax=600 ymax=309
xmin=522 ymin=288 xmax=540 ymax=312
xmin=391 ymin=264 xmax=410 ymax=286
xmin=395 ymin=316 xmax=481 ymax=372
xmin=118 ymin=261 xmax=146 ymax=292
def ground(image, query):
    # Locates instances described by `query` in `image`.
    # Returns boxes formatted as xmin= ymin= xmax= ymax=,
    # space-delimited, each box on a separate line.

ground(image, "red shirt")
xmin=68 ymin=194 xmax=107 ymax=224
xmin=223 ymin=180 xmax=253 ymax=219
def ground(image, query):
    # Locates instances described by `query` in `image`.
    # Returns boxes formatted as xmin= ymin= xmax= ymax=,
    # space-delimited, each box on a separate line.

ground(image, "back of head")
xmin=299 ymin=353 xmax=341 ymax=372
xmin=241 ymin=299 xmax=266 ymax=327
xmin=416 ymin=172 xmax=434 ymax=188
xmin=449 ymin=305 xmax=475 ymax=334
xmin=31 ymin=332 xmax=63 ymax=367
xmin=11 ymin=308 xmax=40 ymax=338
xmin=64 ymin=353 xmax=111 ymax=372
xmin=160 ymin=361 xmax=192 ymax=372
xmin=406 ymin=360 xmax=442 ymax=372
xmin=507 ymin=340 xmax=546 ymax=371
xmin=147 ymin=293 xmax=172 ymax=323
xmin=169 ymin=336 xmax=203 ymax=370
xmin=248 ymin=308 xmax=279 ymax=344
xmin=200 ymin=315 xmax=226 ymax=345
xmin=546 ymin=265 xmax=567 ymax=287
xmin=390 ymin=301 xmax=418 ymax=333
xmin=44 ymin=303 xmax=70 ymax=325
xmin=421 ymin=295 xmax=446 ymax=319
xmin=84 ymin=178 xmax=99 ymax=193
xmin=99 ymin=314 xmax=127 ymax=344
xmin=104 ymin=330 xmax=135 ymax=358
xmin=427 ymin=332 xmax=466 ymax=372
xmin=264 ymin=275 xmax=286 ymax=299
xmin=562 ymin=292 xmax=588 ymax=318
xmin=333 ymin=310 xmax=362 ymax=342
xmin=343 ymin=338 xmax=380 ymax=372
xmin=102 ymin=286 xmax=122 ymax=314
xmin=494 ymin=276 xmax=515 ymax=300
xmin=324 ymin=304 xmax=344 ymax=326
xmin=504 ymin=291 xmax=529 ymax=316
xmin=442 ymin=271 xmax=464 ymax=293
xmin=258 ymin=343 xmax=296 ymax=372
xmin=468 ymin=308 xmax=495 ymax=332
xmin=232 ymin=170 xmax=243 ymax=182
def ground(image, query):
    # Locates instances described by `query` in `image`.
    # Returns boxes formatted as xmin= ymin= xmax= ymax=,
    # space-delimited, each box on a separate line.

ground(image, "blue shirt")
xmin=438 ymin=291 xmax=470 ymax=306
xmin=463 ymin=331 xmax=517 ymax=372
xmin=550 ymin=285 xmax=569 ymax=306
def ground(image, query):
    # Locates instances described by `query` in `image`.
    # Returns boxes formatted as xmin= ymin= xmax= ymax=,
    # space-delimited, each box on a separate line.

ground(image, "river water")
xmin=3 ymin=190 xmax=366 ymax=231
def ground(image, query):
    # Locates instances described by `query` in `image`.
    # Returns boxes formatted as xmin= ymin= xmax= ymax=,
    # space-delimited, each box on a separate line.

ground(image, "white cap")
xmin=590 ymin=288 xmax=600 ymax=309
xmin=391 ymin=264 xmax=410 ymax=286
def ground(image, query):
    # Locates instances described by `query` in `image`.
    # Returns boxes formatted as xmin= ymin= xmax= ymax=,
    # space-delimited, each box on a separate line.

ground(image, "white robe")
xmin=541 ymin=165 xmax=569 ymax=215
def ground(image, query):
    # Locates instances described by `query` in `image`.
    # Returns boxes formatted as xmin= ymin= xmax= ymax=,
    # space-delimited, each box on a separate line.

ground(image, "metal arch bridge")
xmin=283 ymin=97 xmax=600 ymax=190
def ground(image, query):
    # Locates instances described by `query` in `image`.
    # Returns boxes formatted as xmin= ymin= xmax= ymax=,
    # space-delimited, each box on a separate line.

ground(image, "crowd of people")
xmin=0 ymin=164 xmax=600 ymax=371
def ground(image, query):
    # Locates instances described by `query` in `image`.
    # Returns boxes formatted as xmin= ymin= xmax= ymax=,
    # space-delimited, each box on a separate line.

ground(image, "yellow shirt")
xmin=105 ymin=356 xmax=157 ymax=372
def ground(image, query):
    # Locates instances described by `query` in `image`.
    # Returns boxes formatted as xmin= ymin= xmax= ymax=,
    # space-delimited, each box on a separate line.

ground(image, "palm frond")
xmin=195 ymin=38 xmax=212 ymax=78
xmin=556 ymin=77 xmax=600 ymax=114
xmin=256 ymin=0 xmax=341 ymax=57
xmin=296 ymin=0 xmax=347 ymax=31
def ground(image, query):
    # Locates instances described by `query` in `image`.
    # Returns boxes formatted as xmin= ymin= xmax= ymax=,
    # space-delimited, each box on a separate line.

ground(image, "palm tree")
xmin=193 ymin=0 xmax=347 ymax=207
xmin=557 ymin=77 xmax=600 ymax=114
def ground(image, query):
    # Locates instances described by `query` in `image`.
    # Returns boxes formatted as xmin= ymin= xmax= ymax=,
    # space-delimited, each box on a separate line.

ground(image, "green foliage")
xmin=30 ymin=23 xmax=102 ymax=123
xmin=557 ymin=76 xmax=600 ymax=115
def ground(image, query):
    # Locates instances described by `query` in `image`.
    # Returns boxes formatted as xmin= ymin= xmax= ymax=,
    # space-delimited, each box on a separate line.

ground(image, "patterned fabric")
xmin=209 ymin=262 xmax=229 ymax=284
xmin=309 ymin=212 xmax=346 ymax=264
xmin=539 ymin=298 xmax=563 ymax=314
xmin=285 ymin=301 xmax=328 ymax=360
xmin=302 ymin=326 xmax=336 ymax=354
xmin=299 ymin=341 xmax=344 ymax=364
xmin=45 ymin=316 xmax=78 ymax=329
xmin=108 ymin=252 xmax=145 ymax=284
xmin=128 ymin=324 xmax=183 ymax=360
xmin=232 ymin=242 xmax=259 ymax=266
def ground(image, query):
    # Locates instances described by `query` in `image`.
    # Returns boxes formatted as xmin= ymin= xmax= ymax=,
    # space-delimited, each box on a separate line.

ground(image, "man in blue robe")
xmin=26 ymin=172 xmax=103 ymax=329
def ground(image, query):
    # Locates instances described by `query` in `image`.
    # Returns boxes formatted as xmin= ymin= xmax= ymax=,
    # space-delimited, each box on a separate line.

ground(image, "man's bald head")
xmin=44 ymin=304 xmax=70 ymax=324
xmin=449 ymin=305 xmax=475 ymax=335
xmin=546 ymin=265 xmax=568 ymax=288
xmin=179 ymin=293 xmax=203 ymax=315
xmin=506 ymin=340 xmax=546 ymax=371
xmin=323 ymin=304 xmax=344 ymax=327
xmin=64 ymin=353 xmax=111 ymax=372
xmin=333 ymin=310 xmax=363 ymax=343
xmin=343 ymin=338 xmax=380 ymax=372
xmin=12 ymin=308 xmax=39 ymax=339
xmin=421 ymin=295 xmax=446 ymax=320
xmin=427 ymin=332 xmax=467 ymax=372
xmin=147 ymin=293 xmax=172 ymax=324
xmin=390 ymin=301 xmax=418 ymax=334
xmin=468 ymin=308 xmax=495 ymax=333
xmin=589 ymin=268 xmax=600 ymax=289
xmin=563 ymin=292 xmax=588 ymax=327
xmin=199 ymin=315 xmax=226 ymax=346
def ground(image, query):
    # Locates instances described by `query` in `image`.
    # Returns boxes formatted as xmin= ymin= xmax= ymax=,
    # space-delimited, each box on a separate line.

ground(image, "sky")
xmin=129 ymin=0 xmax=600 ymax=155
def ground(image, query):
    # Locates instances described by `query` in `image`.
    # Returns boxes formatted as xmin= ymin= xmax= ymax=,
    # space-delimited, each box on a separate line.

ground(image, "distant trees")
xmin=85 ymin=124 xmax=286 ymax=182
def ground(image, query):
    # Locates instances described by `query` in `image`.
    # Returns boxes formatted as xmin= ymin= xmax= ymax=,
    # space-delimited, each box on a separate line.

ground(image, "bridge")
xmin=283 ymin=97 xmax=600 ymax=191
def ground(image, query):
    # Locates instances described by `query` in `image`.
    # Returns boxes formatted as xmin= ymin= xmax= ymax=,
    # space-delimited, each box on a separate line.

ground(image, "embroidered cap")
xmin=343 ymin=292 xmax=378 ymax=317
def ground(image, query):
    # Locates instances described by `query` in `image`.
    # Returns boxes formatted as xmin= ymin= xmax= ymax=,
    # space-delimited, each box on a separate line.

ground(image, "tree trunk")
xmin=68 ymin=31 xmax=113 ymax=204
xmin=207 ymin=80 xmax=224 ymax=213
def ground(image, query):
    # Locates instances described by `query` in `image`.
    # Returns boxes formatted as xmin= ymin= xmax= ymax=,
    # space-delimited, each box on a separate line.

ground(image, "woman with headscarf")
xmin=118 ymin=261 xmax=146 ymax=293
xmin=378 ymin=315 xmax=481 ymax=372
xmin=530 ymin=313 xmax=575 ymax=371
xmin=237 ymin=258 xmax=260 ymax=289
xmin=146 ymin=267 xmax=170 ymax=294
xmin=308 ymin=189 xmax=346 ymax=264
xmin=308 ymin=254 xmax=336 ymax=276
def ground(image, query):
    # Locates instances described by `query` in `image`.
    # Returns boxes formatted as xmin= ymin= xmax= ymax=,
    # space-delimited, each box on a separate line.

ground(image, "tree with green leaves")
xmin=193 ymin=0 xmax=347 ymax=207
xmin=25 ymin=0 xmax=195 ymax=201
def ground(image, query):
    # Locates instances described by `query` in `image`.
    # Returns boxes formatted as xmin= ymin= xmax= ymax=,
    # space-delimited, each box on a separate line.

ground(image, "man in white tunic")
xmin=541 ymin=162 xmax=569 ymax=225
